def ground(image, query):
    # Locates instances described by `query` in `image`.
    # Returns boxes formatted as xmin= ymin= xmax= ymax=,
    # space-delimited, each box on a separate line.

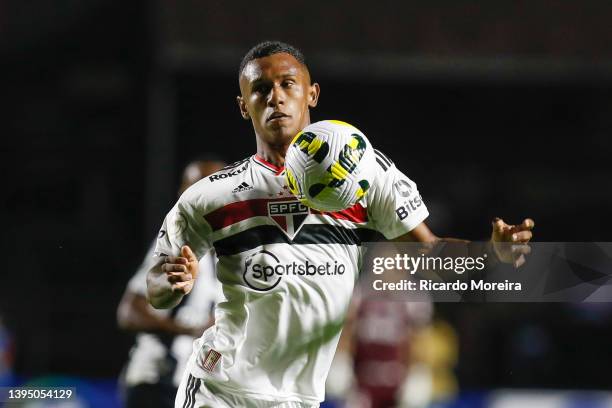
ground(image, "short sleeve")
xmin=154 ymin=194 xmax=213 ymax=260
xmin=367 ymin=151 xmax=429 ymax=239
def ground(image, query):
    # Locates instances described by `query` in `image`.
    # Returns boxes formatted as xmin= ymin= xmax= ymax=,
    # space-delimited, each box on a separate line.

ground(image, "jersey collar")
xmin=253 ymin=155 xmax=285 ymax=176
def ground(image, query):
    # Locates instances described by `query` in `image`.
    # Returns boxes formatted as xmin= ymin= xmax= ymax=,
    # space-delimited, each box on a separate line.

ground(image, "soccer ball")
xmin=285 ymin=120 xmax=376 ymax=212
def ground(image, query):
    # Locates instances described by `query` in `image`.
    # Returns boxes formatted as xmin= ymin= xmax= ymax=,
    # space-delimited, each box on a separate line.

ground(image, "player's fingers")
xmin=522 ymin=218 xmax=535 ymax=230
xmin=514 ymin=254 xmax=526 ymax=268
xmin=492 ymin=217 xmax=505 ymax=230
xmin=492 ymin=218 xmax=513 ymax=237
xmin=167 ymin=272 xmax=193 ymax=283
xmin=171 ymin=280 xmax=193 ymax=293
xmin=165 ymin=256 xmax=187 ymax=265
xmin=511 ymin=230 xmax=532 ymax=242
xmin=181 ymin=245 xmax=197 ymax=262
xmin=162 ymin=263 xmax=187 ymax=273
xmin=510 ymin=219 xmax=536 ymax=234
xmin=512 ymin=244 xmax=531 ymax=256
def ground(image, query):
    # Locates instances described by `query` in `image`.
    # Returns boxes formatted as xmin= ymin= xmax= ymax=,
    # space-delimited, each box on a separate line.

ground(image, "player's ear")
xmin=308 ymin=83 xmax=320 ymax=108
xmin=236 ymin=96 xmax=250 ymax=120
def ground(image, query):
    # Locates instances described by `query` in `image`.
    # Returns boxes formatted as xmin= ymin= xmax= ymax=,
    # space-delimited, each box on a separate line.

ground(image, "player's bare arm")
xmin=395 ymin=217 xmax=535 ymax=267
xmin=117 ymin=291 xmax=209 ymax=336
xmin=147 ymin=245 xmax=199 ymax=309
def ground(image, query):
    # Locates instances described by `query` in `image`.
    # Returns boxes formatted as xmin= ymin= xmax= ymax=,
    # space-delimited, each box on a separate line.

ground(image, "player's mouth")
xmin=267 ymin=112 xmax=291 ymax=122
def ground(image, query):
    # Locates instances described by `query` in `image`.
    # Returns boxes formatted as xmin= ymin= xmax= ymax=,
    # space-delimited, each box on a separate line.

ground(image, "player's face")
xmin=238 ymin=53 xmax=319 ymax=149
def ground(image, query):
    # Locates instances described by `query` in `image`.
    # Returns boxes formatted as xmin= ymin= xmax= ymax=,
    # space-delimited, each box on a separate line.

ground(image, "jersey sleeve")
xmin=367 ymin=151 xmax=429 ymax=239
xmin=154 ymin=192 xmax=213 ymax=259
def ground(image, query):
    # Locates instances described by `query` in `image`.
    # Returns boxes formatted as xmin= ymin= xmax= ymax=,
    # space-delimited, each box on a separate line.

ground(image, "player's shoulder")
xmin=179 ymin=157 xmax=252 ymax=210
xmin=368 ymin=149 xmax=419 ymax=193
xmin=368 ymin=148 xmax=398 ymax=189
xmin=208 ymin=157 xmax=251 ymax=183
xmin=372 ymin=148 xmax=395 ymax=174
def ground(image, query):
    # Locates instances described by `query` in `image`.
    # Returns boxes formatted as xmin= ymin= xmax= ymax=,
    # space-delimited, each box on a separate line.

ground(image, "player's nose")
xmin=267 ymin=84 xmax=285 ymax=107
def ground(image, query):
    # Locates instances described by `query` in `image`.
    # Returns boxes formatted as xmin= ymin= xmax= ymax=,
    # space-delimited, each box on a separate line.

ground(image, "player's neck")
xmin=256 ymin=142 xmax=289 ymax=168
xmin=254 ymin=117 xmax=311 ymax=168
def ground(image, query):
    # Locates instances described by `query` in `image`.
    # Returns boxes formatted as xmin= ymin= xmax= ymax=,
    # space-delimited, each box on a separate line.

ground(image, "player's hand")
xmin=162 ymin=245 xmax=199 ymax=295
xmin=490 ymin=218 xmax=535 ymax=268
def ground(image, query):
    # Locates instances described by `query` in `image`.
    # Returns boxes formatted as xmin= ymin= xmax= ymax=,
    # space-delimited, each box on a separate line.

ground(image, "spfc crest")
xmin=268 ymin=200 xmax=310 ymax=239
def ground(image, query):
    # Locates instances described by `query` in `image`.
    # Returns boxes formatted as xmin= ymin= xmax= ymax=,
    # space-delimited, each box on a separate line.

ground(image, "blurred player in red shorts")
xmin=352 ymin=299 xmax=432 ymax=408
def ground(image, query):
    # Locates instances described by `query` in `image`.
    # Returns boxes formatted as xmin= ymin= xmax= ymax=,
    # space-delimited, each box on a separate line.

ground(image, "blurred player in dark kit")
xmin=147 ymin=41 xmax=534 ymax=407
xmin=118 ymin=159 xmax=225 ymax=408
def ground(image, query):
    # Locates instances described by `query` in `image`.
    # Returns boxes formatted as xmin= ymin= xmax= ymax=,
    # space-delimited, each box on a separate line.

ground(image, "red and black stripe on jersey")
xmin=212 ymin=225 xmax=381 ymax=256
xmin=204 ymin=198 xmax=383 ymax=256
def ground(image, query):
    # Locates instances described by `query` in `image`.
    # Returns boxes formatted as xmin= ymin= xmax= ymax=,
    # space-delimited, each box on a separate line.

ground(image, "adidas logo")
xmin=232 ymin=182 xmax=253 ymax=193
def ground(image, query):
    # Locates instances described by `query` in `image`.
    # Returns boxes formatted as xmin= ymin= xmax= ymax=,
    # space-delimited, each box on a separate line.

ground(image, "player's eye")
xmin=253 ymin=84 xmax=271 ymax=95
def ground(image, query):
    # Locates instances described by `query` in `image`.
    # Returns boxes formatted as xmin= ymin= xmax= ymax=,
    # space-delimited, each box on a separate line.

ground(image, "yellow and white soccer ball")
xmin=285 ymin=120 xmax=376 ymax=212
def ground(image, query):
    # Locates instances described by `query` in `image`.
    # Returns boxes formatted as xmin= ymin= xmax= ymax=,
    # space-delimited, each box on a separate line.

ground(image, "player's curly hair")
xmin=239 ymin=41 xmax=307 ymax=79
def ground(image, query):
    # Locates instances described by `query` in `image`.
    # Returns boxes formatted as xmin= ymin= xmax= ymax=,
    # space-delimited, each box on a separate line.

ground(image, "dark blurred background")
xmin=1 ymin=0 xmax=612 ymax=402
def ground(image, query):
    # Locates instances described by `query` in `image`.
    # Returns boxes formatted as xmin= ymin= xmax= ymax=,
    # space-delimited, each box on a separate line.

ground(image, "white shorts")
xmin=174 ymin=340 xmax=319 ymax=408
xmin=175 ymin=374 xmax=319 ymax=408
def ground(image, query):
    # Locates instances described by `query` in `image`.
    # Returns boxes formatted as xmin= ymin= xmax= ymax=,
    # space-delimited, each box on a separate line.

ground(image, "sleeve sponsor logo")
xmin=209 ymin=164 xmax=248 ymax=181
xmin=393 ymin=180 xmax=413 ymax=198
xmin=395 ymin=194 xmax=423 ymax=220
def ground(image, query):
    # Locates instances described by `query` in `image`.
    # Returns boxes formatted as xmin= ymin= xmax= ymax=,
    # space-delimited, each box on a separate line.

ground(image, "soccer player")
xmin=351 ymin=293 xmax=434 ymax=408
xmin=147 ymin=41 xmax=534 ymax=408
xmin=118 ymin=159 xmax=225 ymax=408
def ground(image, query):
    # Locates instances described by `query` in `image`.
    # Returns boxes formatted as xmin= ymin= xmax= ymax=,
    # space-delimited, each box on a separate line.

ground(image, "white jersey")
xmin=123 ymin=240 xmax=222 ymax=387
xmin=154 ymin=152 xmax=428 ymax=404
